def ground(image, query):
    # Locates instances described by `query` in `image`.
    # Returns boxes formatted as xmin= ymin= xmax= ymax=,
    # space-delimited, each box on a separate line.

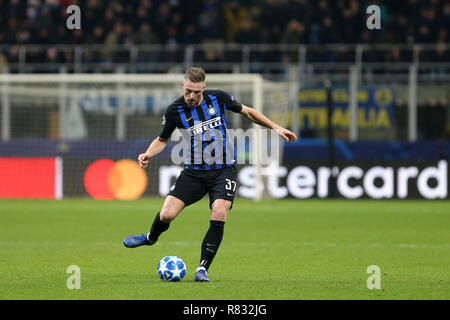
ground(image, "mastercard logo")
xmin=84 ymin=159 xmax=147 ymax=200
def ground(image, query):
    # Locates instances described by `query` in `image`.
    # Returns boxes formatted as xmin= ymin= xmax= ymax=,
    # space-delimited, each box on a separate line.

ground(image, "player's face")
xmin=182 ymin=80 xmax=205 ymax=106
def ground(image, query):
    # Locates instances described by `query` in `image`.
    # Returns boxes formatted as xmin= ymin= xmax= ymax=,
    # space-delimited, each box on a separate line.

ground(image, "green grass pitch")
xmin=0 ymin=198 xmax=449 ymax=300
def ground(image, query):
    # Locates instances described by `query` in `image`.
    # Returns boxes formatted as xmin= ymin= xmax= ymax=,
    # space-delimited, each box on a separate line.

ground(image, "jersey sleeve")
xmin=218 ymin=90 xmax=243 ymax=113
xmin=158 ymin=107 xmax=177 ymax=139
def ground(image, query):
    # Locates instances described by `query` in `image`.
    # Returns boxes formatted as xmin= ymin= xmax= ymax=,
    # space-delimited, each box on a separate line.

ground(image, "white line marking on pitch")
xmin=0 ymin=241 xmax=449 ymax=249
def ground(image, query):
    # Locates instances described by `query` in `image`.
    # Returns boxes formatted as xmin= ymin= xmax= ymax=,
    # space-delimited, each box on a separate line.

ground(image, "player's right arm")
xmin=138 ymin=105 xmax=177 ymax=168
xmin=138 ymin=137 xmax=169 ymax=168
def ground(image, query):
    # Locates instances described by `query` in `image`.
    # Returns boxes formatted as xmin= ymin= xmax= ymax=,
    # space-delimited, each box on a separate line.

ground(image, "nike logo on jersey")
xmin=227 ymin=193 xmax=235 ymax=197
xmin=186 ymin=116 xmax=193 ymax=122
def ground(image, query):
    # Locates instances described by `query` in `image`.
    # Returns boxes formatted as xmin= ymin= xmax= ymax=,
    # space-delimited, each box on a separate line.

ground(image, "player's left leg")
xmin=194 ymin=199 xmax=232 ymax=282
xmin=194 ymin=166 xmax=237 ymax=282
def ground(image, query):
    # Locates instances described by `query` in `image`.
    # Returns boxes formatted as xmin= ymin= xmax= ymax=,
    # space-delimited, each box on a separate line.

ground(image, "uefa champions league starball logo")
xmin=157 ymin=256 xmax=186 ymax=282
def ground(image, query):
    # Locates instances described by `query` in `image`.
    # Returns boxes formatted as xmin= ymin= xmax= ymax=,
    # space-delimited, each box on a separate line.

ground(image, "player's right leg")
xmin=123 ymin=196 xmax=185 ymax=248
xmin=124 ymin=168 xmax=207 ymax=248
xmin=148 ymin=195 xmax=185 ymax=243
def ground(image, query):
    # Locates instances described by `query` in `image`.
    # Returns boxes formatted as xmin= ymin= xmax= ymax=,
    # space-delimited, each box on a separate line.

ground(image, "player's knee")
xmin=210 ymin=207 xmax=228 ymax=221
xmin=159 ymin=209 xmax=177 ymax=222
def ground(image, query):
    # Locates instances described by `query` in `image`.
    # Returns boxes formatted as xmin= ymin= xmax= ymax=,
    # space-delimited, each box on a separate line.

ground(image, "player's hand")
xmin=275 ymin=127 xmax=298 ymax=142
xmin=138 ymin=153 xmax=150 ymax=168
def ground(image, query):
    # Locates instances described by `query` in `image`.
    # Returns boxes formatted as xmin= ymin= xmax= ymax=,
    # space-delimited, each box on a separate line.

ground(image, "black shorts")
xmin=168 ymin=165 xmax=238 ymax=209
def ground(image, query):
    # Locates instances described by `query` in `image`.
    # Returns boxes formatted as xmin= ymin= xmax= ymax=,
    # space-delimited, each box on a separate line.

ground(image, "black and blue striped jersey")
xmin=159 ymin=90 xmax=242 ymax=170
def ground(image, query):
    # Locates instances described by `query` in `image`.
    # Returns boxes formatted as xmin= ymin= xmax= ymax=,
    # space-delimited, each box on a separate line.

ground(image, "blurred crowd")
xmin=0 ymin=0 xmax=449 ymax=71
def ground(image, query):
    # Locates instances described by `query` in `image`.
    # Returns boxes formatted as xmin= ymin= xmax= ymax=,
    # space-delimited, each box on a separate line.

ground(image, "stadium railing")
xmin=1 ymin=43 xmax=450 ymax=78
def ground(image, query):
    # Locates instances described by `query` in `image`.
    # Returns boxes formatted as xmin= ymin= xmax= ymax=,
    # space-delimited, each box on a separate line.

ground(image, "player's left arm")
xmin=240 ymin=104 xmax=298 ymax=142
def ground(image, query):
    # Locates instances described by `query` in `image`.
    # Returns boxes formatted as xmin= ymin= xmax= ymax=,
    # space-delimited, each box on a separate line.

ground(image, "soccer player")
xmin=124 ymin=67 xmax=297 ymax=282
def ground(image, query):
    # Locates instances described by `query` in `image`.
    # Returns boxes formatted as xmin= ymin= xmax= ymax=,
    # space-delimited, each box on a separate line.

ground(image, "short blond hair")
xmin=184 ymin=67 xmax=206 ymax=83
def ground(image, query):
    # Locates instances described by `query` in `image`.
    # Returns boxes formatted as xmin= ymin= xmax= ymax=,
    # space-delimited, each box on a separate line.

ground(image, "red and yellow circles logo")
xmin=84 ymin=159 xmax=147 ymax=200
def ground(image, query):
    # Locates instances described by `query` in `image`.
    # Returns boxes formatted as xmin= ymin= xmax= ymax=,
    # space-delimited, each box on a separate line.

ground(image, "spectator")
xmin=416 ymin=25 xmax=434 ymax=43
xmin=234 ymin=18 xmax=259 ymax=44
xmin=70 ymin=29 xmax=84 ymax=45
xmin=437 ymin=28 xmax=448 ymax=43
xmin=7 ymin=45 xmax=20 ymax=65
xmin=314 ymin=0 xmax=335 ymax=24
xmin=197 ymin=0 xmax=224 ymax=41
xmin=442 ymin=3 xmax=450 ymax=30
xmin=0 ymin=0 xmax=448 ymax=71
xmin=166 ymin=26 xmax=179 ymax=46
xmin=259 ymin=0 xmax=288 ymax=32
xmin=201 ymin=49 xmax=223 ymax=73
xmin=181 ymin=24 xmax=201 ymax=45
xmin=44 ymin=47 xmax=61 ymax=73
xmin=224 ymin=1 xmax=251 ymax=42
xmin=385 ymin=47 xmax=402 ymax=63
xmin=104 ymin=22 xmax=126 ymax=46
xmin=332 ymin=45 xmax=352 ymax=63
xmin=289 ymin=0 xmax=312 ymax=25
xmin=279 ymin=19 xmax=307 ymax=63
xmin=134 ymin=23 xmax=159 ymax=45
xmin=432 ymin=43 xmax=450 ymax=63
xmin=0 ymin=52 xmax=7 ymax=73
xmin=91 ymin=26 xmax=106 ymax=44
xmin=338 ymin=0 xmax=360 ymax=43
xmin=154 ymin=1 xmax=172 ymax=43
xmin=102 ymin=7 xmax=116 ymax=34
xmin=280 ymin=19 xmax=307 ymax=44
xmin=133 ymin=5 xmax=150 ymax=32
xmin=63 ymin=50 xmax=74 ymax=66
xmin=318 ymin=17 xmax=341 ymax=44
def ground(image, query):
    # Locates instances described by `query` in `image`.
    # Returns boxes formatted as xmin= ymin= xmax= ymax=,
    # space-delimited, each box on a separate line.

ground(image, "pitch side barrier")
xmin=0 ymin=138 xmax=448 ymax=199
xmin=234 ymin=160 xmax=448 ymax=200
